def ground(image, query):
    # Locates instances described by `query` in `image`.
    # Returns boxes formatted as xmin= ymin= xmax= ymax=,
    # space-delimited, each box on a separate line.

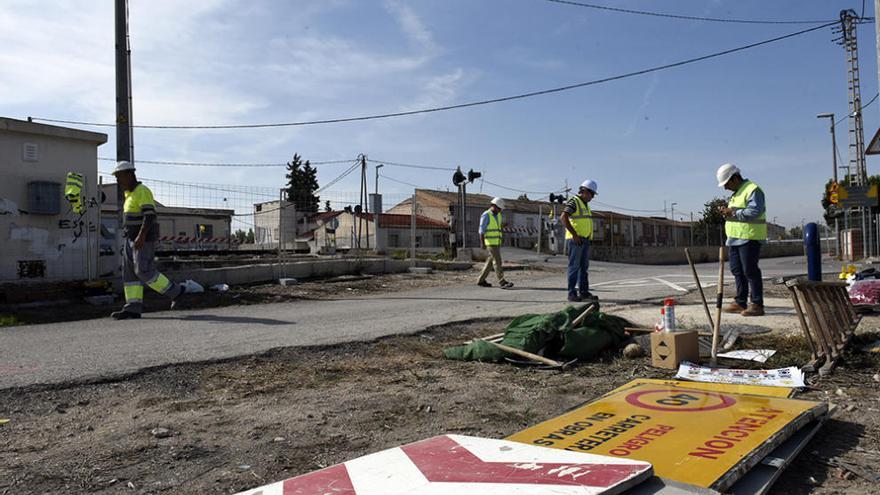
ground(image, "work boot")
xmin=110 ymin=310 xmax=141 ymax=320
xmin=722 ymin=302 xmax=747 ymax=314
xmin=500 ymin=280 xmax=514 ymax=289
xmin=567 ymin=294 xmax=582 ymax=303
xmin=580 ymin=291 xmax=597 ymax=301
xmin=477 ymin=280 xmax=492 ymax=287
xmin=741 ymin=304 xmax=765 ymax=317
xmin=170 ymin=283 xmax=187 ymax=310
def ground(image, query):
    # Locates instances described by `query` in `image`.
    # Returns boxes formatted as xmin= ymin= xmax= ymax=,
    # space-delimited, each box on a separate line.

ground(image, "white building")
xmin=0 ymin=117 xmax=107 ymax=281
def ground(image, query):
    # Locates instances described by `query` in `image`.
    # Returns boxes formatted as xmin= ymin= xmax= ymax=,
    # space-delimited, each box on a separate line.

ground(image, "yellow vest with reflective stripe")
xmin=65 ymin=172 xmax=85 ymax=214
xmin=123 ymin=183 xmax=157 ymax=238
xmin=484 ymin=210 xmax=502 ymax=246
xmin=565 ymin=196 xmax=593 ymax=239
xmin=725 ymin=180 xmax=767 ymax=241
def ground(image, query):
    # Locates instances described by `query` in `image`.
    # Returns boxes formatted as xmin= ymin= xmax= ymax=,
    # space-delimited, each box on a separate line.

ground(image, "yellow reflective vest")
xmin=484 ymin=210 xmax=502 ymax=246
xmin=65 ymin=172 xmax=85 ymax=214
xmin=123 ymin=183 xmax=158 ymax=240
xmin=725 ymin=180 xmax=767 ymax=241
xmin=565 ymin=195 xmax=593 ymax=239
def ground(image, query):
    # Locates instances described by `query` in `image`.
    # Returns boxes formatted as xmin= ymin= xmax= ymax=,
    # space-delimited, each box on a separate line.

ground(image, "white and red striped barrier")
xmin=158 ymin=236 xmax=254 ymax=244
xmin=502 ymin=226 xmax=539 ymax=235
xmin=235 ymin=434 xmax=652 ymax=495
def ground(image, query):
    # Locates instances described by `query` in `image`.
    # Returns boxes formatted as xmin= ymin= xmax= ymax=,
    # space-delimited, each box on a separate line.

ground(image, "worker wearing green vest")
xmin=717 ymin=164 xmax=767 ymax=317
xmin=110 ymin=161 xmax=186 ymax=319
xmin=477 ymin=197 xmax=513 ymax=288
xmin=561 ymin=180 xmax=597 ymax=302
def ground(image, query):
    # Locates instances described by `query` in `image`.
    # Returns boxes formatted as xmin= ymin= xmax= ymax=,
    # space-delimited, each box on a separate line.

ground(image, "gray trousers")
xmin=122 ymin=239 xmax=181 ymax=314
xmin=478 ymin=245 xmax=505 ymax=283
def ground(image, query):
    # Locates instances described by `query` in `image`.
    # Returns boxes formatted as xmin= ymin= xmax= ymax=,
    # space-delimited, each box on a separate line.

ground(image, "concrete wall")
xmin=0 ymin=118 xmax=107 ymax=281
xmin=161 ymin=258 xmax=471 ymax=288
xmin=589 ymin=242 xmax=804 ymax=265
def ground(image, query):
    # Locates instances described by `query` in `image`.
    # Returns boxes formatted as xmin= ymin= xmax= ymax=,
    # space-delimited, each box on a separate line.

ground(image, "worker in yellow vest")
xmin=477 ymin=197 xmax=513 ymax=288
xmin=110 ymin=161 xmax=186 ymax=319
xmin=717 ymin=163 xmax=766 ymax=317
xmin=561 ymin=180 xmax=597 ymax=302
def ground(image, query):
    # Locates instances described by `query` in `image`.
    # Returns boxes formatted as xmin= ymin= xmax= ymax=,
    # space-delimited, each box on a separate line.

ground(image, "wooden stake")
xmin=480 ymin=340 xmax=563 ymax=367
xmin=711 ymin=247 xmax=725 ymax=364
xmin=572 ymin=303 xmax=598 ymax=328
xmin=685 ymin=248 xmax=714 ymax=330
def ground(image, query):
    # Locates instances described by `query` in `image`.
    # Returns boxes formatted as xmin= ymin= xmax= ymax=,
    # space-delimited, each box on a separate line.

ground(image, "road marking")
xmin=650 ymin=278 xmax=688 ymax=292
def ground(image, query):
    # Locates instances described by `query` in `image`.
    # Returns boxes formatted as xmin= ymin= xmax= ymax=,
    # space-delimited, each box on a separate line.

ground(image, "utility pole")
xmin=114 ymin=0 xmax=133 ymax=274
xmin=836 ymin=10 xmax=871 ymax=257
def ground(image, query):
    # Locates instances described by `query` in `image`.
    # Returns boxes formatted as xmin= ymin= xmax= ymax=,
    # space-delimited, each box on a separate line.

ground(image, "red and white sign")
xmin=235 ymin=434 xmax=652 ymax=495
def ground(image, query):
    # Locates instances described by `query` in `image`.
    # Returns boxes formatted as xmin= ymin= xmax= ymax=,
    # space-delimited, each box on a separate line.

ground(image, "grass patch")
xmin=0 ymin=313 xmax=24 ymax=327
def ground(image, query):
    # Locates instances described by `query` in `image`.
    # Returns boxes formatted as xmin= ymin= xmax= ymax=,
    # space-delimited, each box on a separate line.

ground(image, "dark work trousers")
xmin=729 ymin=240 xmax=763 ymax=307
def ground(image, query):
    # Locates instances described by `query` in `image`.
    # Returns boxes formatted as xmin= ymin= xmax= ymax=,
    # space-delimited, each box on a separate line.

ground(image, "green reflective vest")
xmin=65 ymin=172 xmax=85 ymax=214
xmin=565 ymin=195 xmax=593 ymax=239
xmin=725 ymin=180 xmax=767 ymax=241
xmin=484 ymin=210 xmax=502 ymax=246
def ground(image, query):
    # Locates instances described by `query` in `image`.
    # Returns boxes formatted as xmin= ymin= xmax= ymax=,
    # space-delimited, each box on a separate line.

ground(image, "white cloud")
xmin=383 ymin=0 xmax=437 ymax=53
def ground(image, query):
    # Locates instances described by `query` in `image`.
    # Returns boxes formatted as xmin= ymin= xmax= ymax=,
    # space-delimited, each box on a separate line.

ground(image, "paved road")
xmin=0 ymin=255 xmax=830 ymax=389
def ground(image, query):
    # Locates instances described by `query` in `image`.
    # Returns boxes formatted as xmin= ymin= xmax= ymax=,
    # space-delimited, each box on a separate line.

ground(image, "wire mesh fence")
xmin=98 ymin=172 xmax=411 ymax=252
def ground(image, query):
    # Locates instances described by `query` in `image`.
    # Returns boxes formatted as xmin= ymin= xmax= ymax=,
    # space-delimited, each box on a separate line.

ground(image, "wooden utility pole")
xmin=115 ymin=0 xmax=133 ymax=276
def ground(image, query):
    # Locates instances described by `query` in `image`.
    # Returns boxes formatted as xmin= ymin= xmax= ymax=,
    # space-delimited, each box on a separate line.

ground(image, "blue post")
xmin=805 ymin=222 xmax=821 ymax=281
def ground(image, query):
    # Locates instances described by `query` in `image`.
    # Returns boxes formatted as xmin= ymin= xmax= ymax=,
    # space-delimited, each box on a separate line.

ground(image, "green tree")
xmin=693 ymin=197 xmax=726 ymax=245
xmin=246 ymin=228 xmax=255 ymax=243
xmin=517 ymin=193 xmax=529 ymax=201
xmin=285 ymin=153 xmax=320 ymax=213
xmin=233 ymin=229 xmax=247 ymax=242
xmin=324 ymin=200 xmax=332 ymax=212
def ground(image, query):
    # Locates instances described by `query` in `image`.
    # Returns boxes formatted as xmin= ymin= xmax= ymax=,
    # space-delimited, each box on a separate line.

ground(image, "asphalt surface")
xmin=0 ymin=254 xmax=831 ymax=389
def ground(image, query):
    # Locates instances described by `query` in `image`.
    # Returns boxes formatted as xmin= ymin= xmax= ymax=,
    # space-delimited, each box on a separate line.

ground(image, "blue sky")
xmin=1 ymin=0 xmax=876 ymax=226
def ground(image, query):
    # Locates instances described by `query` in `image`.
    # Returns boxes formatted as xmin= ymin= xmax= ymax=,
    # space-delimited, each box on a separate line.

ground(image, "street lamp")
xmin=374 ymin=163 xmax=384 ymax=195
xmin=671 ymin=202 xmax=678 ymax=247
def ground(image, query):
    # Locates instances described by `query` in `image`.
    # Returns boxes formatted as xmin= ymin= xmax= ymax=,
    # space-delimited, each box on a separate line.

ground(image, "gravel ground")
xmin=1 ymin=318 xmax=877 ymax=495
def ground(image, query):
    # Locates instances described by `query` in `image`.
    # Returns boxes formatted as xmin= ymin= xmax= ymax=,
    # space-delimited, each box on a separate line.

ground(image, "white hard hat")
xmin=490 ymin=197 xmax=505 ymax=209
xmin=113 ymin=160 xmax=136 ymax=175
xmin=716 ymin=163 xmax=740 ymax=187
xmin=580 ymin=179 xmax=598 ymax=195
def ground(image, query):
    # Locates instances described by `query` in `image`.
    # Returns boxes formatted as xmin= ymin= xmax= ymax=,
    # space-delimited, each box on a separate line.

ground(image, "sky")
xmin=1 ymin=0 xmax=878 ymax=226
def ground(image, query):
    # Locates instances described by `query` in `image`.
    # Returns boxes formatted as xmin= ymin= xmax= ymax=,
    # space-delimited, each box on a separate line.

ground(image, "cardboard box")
xmin=651 ymin=330 xmax=699 ymax=369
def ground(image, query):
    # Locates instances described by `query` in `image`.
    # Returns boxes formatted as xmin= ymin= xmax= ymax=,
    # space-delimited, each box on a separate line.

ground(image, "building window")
xmin=433 ymin=234 xmax=442 ymax=246
xmin=389 ymin=233 xmax=400 ymax=246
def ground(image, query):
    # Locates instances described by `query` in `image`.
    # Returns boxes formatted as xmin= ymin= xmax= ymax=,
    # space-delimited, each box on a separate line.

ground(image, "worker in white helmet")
xmin=560 ymin=180 xmax=597 ymax=302
xmin=110 ymin=161 xmax=187 ymax=319
xmin=716 ymin=163 xmax=767 ymax=317
xmin=477 ymin=197 xmax=513 ymax=288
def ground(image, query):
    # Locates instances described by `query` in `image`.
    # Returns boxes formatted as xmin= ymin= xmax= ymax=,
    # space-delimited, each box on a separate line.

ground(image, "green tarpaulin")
xmin=444 ymin=305 xmax=629 ymax=362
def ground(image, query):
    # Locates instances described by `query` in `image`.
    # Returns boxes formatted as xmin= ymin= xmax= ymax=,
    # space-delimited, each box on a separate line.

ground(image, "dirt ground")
xmin=1 ymin=318 xmax=878 ymax=495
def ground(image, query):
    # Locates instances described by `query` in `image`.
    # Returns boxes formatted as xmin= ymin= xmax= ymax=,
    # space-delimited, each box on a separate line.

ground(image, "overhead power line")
xmin=480 ymin=178 xmax=565 ymax=196
xmin=97 ymin=157 xmax=355 ymax=167
xmin=32 ymin=21 xmax=836 ymax=131
xmin=538 ymin=0 xmax=838 ymax=25
xmin=379 ymin=174 xmax=426 ymax=189
xmin=366 ymin=158 xmax=457 ymax=171
xmin=315 ymin=159 xmax=361 ymax=194
xmin=835 ymin=92 xmax=879 ymax=125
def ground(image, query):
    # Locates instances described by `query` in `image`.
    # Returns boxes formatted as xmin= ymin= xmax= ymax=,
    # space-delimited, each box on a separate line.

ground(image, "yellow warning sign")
xmin=604 ymin=378 xmax=794 ymax=399
xmin=507 ymin=382 xmax=826 ymax=491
